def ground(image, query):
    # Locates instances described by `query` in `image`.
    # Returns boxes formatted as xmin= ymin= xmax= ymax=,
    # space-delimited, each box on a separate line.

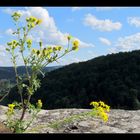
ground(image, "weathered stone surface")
xmin=132 ymin=127 xmax=140 ymax=133
xmin=1 ymin=105 xmax=140 ymax=133
xmin=0 ymin=122 xmax=12 ymax=133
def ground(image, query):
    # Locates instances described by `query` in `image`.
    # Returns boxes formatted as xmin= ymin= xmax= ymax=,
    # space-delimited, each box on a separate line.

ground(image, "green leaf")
xmin=6 ymin=48 xmax=10 ymax=52
xmin=22 ymin=84 xmax=27 ymax=88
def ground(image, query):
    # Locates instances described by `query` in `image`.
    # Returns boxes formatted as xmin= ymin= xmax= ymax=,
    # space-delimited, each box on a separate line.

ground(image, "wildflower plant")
xmin=4 ymin=12 xmax=79 ymax=133
xmin=48 ymin=101 xmax=110 ymax=130
xmin=90 ymin=101 xmax=110 ymax=122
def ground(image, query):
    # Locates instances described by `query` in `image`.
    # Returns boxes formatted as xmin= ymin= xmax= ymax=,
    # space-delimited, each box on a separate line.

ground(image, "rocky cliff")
xmin=0 ymin=105 xmax=140 ymax=133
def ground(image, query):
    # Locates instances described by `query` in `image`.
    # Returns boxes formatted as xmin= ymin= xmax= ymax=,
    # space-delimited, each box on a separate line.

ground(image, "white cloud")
xmin=99 ymin=37 xmax=111 ymax=46
xmin=83 ymin=13 xmax=122 ymax=32
xmin=0 ymin=45 xmax=6 ymax=52
xmin=108 ymin=47 xmax=118 ymax=54
xmin=3 ymin=7 xmax=32 ymax=17
xmin=106 ymin=32 xmax=140 ymax=55
xmin=4 ymin=7 xmax=94 ymax=49
xmin=0 ymin=44 xmax=24 ymax=66
xmin=5 ymin=28 xmax=14 ymax=36
xmin=0 ymin=52 xmax=6 ymax=57
xmin=58 ymin=57 xmax=82 ymax=66
xmin=76 ymin=39 xmax=95 ymax=48
xmin=1 ymin=7 xmax=96 ymax=66
xmin=128 ymin=17 xmax=140 ymax=27
xmin=115 ymin=32 xmax=140 ymax=52
xmin=0 ymin=45 xmax=11 ymax=66
xmin=3 ymin=8 xmax=14 ymax=14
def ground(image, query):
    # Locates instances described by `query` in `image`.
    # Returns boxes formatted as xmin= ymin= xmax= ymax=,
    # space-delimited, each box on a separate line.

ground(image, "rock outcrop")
xmin=0 ymin=105 xmax=140 ymax=133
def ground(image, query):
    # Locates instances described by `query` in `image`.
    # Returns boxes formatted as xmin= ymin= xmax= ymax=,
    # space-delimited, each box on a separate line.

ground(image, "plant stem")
xmin=19 ymin=28 xmax=32 ymax=122
xmin=12 ymin=52 xmax=24 ymax=107
xmin=23 ymin=110 xmax=39 ymax=131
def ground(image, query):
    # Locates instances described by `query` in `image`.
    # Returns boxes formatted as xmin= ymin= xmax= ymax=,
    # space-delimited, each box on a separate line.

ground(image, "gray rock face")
xmin=1 ymin=105 xmax=140 ymax=133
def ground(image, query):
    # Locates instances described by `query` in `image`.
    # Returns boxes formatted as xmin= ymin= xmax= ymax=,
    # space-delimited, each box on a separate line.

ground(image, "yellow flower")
xmin=52 ymin=46 xmax=62 ymax=51
xmin=26 ymin=39 xmax=32 ymax=48
xmin=30 ymin=23 xmax=35 ymax=28
xmin=73 ymin=40 xmax=79 ymax=47
xmin=12 ymin=12 xmax=21 ymax=17
xmin=72 ymin=40 xmax=79 ymax=51
xmin=99 ymin=101 xmax=105 ymax=107
xmin=7 ymin=40 xmax=19 ymax=49
xmin=26 ymin=39 xmax=32 ymax=45
xmin=53 ymin=46 xmax=58 ymax=51
xmin=36 ymin=50 xmax=40 ymax=56
xmin=30 ymin=16 xmax=37 ymax=22
xmin=58 ymin=46 xmax=62 ymax=51
xmin=90 ymin=101 xmax=99 ymax=107
xmin=105 ymin=105 xmax=110 ymax=112
xmin=36 ymin=19 xmax=42 ymax=25
xmin=67 ymin=35 xmax=72 ymax=41
xmin=47 ymin=47 xmax=53 ymax=53
xmin=47 ymin=54 xmax=51 ymax=59
xmin=26 ymin=16 xmax=40 ymax=29
xmin=97 ymin=106 xmax=104 ymax=112
xmin=90 ymin=101 xmax=110 ymax=122
xmin=37 ymin=99 xmax=42 ymax=108
xmin=26 ymin=17 xmax=30 ymax=22
xmin=100 ymin=112 xmax=108 ymax=122
xmin=32 ymin=48 xmax=37 ymax=54
xmin=42 ymin=48 xmax=47 ymax=56
xmin=12 ymin=12 xmax=21 ymax=21
xmin=7 ymin=104 xmax=15 ymax=115
xmin=8 ymin=104 xmax=15 ymax=109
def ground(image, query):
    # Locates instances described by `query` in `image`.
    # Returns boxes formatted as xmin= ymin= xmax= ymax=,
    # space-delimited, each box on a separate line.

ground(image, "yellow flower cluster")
xmin=7 ymin=104 xmax=15 ymax=115
xmin=36 ymin=99 xmax=42 ymax=109
xmin=7 ymin=40 xmax=19 ymax=50
xmin=12 ymin=12 xmax=21 ymax=22
xmin=53 ymin=46 xmax=62 ymax=51
xmin=26 ymin=16 xmax=42 ymax=29
xmin=90 ymin=101 xmax=110 ymax=122
xmin=26 ymin=39 xmax=32 ymax=49
xmin=32 ymin=46 xmax=62 ymax=59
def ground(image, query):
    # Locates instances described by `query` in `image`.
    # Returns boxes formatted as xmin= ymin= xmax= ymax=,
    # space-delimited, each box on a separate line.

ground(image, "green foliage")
xmin=4 ymin=100 xmax=42 ymax=133
xmin=3 ymin=49 xmax=140 ymax=110
xmin=48 ymin=111 xmax=90 ymax=129
xmin=25 ymin=50 xmax=140 ymax=110
xmin=3 ymin=11 xmax=79 ymax=133
xmin=49 ymin=101 xmax=110 ymax=129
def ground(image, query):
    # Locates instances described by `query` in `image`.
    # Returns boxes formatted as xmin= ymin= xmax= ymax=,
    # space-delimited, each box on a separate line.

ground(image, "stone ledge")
xmin=0 ymin=105 xmax=140 ymax=133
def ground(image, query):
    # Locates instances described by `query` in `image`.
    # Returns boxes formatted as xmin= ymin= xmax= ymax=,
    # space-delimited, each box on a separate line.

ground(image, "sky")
xmin=1 ymin=7 xmax=140 ymax=66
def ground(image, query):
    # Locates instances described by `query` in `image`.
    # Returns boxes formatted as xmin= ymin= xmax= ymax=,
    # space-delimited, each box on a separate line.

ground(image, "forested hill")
xmin=4 ymin=50 xmax=140 ymax=110
xmin=0 ymin=66 xmax=61 ymax=82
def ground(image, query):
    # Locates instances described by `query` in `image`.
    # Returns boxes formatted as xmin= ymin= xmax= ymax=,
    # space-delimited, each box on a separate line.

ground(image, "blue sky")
xmin=1 ymin=7 xmax=140 ymax=66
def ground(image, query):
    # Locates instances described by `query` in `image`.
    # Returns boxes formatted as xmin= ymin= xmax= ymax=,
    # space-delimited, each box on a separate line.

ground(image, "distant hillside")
xmin=3 ymin=50 xmax=140 ymax=110
xmin=0 ymin=66 xmax=62 ymax=82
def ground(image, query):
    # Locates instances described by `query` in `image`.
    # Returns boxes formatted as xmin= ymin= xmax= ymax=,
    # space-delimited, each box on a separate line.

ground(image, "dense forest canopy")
xmin=2 ymin=50 xmax=140 ymax=110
